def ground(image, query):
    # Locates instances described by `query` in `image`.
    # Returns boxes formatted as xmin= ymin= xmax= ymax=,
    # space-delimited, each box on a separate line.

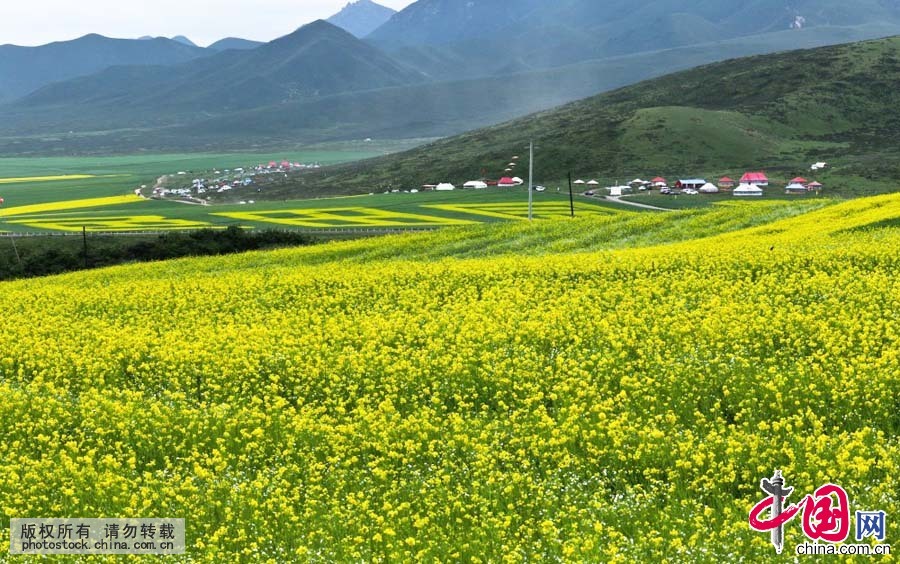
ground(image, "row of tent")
xmin=430 ymin=177 xmax=526 ymax=191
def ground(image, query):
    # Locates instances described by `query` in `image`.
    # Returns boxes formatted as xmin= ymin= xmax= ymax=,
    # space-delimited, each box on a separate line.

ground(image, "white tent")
xmin=699 ymin=183 xmax=720 ymax=194
xmin=785 ymin=183 xmax=807 ymax=193
xmin=511 ymin=177 xmax=525 ymax=185
xmin=463 ymin=180 xmax=488 ymax=189
xmin=435 ymin=183 xmax=456 ymax=191
xmin=587 ymin=180 xmax=600 ymax=186
xmin=573 ymin=179 xmax=586 ymax=185
xmin=629 ymin=178 xmax=646 ymax=185
xmin=734 ymin=183 xmax=763 ymax=197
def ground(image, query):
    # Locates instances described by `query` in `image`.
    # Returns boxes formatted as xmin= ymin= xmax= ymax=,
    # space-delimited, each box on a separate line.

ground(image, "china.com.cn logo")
xmin=749 ymin=470 xmax=888 ymax=555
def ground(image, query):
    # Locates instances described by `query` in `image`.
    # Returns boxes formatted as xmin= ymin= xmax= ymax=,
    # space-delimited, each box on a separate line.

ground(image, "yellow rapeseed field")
xmin=0 ymin=174 xmax=98 ymax=184
xmin=0 ymin=195 xmax=897 ymax=561
xmin=0 ymin=195 xmax=142 ymax=218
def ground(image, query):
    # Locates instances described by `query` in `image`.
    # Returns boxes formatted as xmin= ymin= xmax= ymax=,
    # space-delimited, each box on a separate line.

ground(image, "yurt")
xmin=699 ymin=183 xmax=720 ymax=194
xmin=498 ymin=177 xmax=517 ymax=187
xmin=435 ymin=183 xmax=456 ymax=191
xmin=464 ymin=180 xmax=488 ymax=189
xmin=734 ymin=183 xmax=764 ymax=197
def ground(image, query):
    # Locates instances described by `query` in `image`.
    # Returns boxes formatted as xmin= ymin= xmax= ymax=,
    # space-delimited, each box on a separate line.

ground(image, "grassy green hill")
xmin=256 ymin=36 xmax=900 ymax=199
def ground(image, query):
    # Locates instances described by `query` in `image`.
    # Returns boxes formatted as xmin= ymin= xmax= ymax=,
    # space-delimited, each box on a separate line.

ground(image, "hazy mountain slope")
xmin=328 ymin=0 xmax=397 ymax=38
xmin=208 ymin=37 xmax=265 ymax=51
xmin=266 ymin=36 xmax=900 ymax=198
xmin=369 ymin=0 xmax=546 ymax=44
xmin=171 ymin=36 xmax=198 ymax=47
xmin=0 ymin=34 xmax=209 ymax=103
xmin=371 ymin=0 xmax=900 ymax=76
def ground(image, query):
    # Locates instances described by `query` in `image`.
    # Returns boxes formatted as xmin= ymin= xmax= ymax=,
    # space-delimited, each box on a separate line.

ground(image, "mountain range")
xmin=2 ymin=0 xmax=900 ymax=155
xmin=0 ymin=34 xmax=207 ymax=103
xmin=14 ymin=21 xmax=423 ymax=116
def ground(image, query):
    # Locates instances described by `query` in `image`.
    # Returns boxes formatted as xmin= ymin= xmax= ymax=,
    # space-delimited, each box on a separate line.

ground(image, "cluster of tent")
xmin=578 ymin=170 xmax=824 ymax=197
xmin=429 ymin=176 xmax=525 ymax=191
xmin=784 ymin=177 xmax=824 ymax=194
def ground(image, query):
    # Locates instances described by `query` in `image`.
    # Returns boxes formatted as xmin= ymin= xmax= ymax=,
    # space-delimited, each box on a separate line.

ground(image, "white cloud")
xmin=1 ymin=0 xmax=414 ymax=47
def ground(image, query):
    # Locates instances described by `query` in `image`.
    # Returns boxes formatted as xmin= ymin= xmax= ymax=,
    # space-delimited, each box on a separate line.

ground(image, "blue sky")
xmin=1 ymin=0 xmax=414 ymax=47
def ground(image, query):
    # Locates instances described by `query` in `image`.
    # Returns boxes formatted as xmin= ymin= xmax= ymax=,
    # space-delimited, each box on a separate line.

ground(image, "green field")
xmin=0 ymin=153 xmax=639 ymax=234
xmin=0 ymin=188 xmax=637 ymax=234
xmin=0 ymin=150 xmax=395 ymax=209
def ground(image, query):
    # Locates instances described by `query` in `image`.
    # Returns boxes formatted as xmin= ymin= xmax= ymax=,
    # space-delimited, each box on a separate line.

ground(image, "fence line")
xmin=0 ymin=226 xmax=444 ymax=238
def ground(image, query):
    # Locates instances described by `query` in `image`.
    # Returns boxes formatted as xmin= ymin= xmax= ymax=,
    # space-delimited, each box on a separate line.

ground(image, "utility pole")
xmin=82 ymin=226 xmax=88 ymax=268
xmin=528 ymin=140 xmax=534 ymax=221
xmin=568 ymin=172 xmax=575 ymax=218
xmin=10 ymin=235 xmax=21 ymax=264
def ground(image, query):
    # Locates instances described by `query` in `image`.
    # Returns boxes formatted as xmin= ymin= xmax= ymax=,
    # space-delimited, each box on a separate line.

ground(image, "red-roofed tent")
xmin=498 ymin=177 xmax=516 ymax=187
xmin=791 ymin=177 xmax=808 ymax=184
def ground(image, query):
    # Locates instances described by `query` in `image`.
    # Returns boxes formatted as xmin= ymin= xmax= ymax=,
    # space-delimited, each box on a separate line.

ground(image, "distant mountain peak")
xmin=327 ymin=0 xmax=397 ymax=38
xmin=207 ymin=37 xmax=264 ymax=51
xmin=170 ymin=35 xmax=197 ymax=47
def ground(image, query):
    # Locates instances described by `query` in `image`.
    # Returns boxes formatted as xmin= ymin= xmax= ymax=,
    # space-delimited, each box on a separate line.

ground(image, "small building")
xmin=734 ymin=183 xmax=764 ymax=197
xmin=785 ymin=183 xmax=808 ymax=194
xmin=651 ymin=177 xmax=667 ymax=187
xmin=463 ymin=180 xmax=488 ymax=189
xmin=511 ymin=177 xmax=525 ymax=186
xmin=435 ymin=183 xmax=456 ymax=191
xmin=807 ymin=181 xmax=823 ymax=191
xmin=741 ymin=172 xmax=769 ymax=186
xmin=699 ymin=183 xmax=720 ymax=194
xmin=677 ymin=179 xmax=707 ymax=190
xmin=718 ymin=177 xmax=735 ymax=189
xmin=498 ymin=177 xmax=517 ymax=187
xmin=791 ymin=177 xmax=808 ymax=185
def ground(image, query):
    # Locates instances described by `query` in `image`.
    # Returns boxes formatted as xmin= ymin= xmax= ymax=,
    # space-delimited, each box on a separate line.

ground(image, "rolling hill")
xmin=0 ymin=34 xmax=209 ymax=103
xmin=257 ymin=36 xmax=900 ymax=198
xmin=328 ymin=0 xmax=397 ymax=38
